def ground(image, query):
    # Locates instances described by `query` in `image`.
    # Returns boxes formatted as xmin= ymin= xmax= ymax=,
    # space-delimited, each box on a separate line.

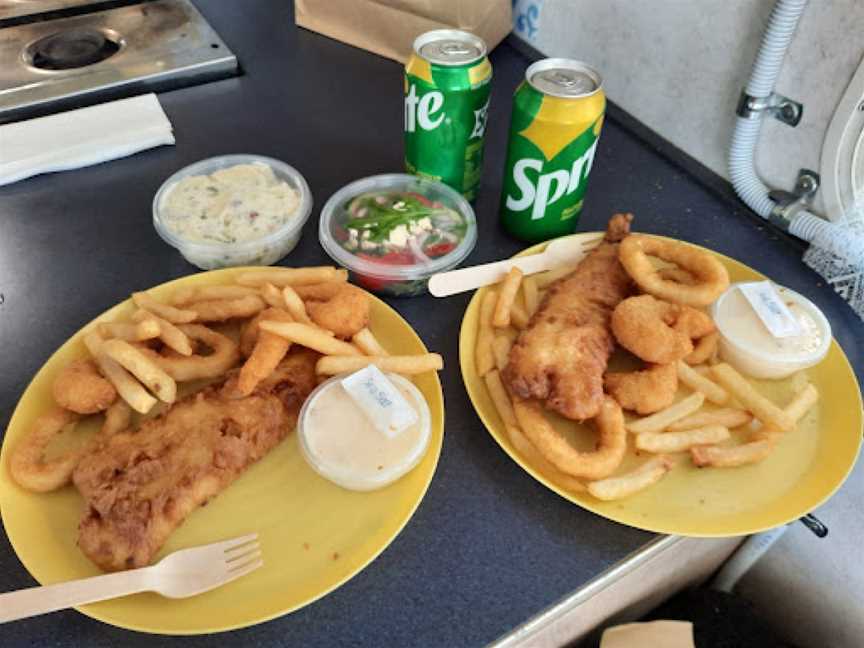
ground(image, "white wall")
xmin=515 ymin=0 xmax=864 ymax=215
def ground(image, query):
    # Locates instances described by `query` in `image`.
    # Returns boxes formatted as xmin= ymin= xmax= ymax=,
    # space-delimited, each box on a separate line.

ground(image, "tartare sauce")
xmin=298 ymin=374 xmax=431 ymax=491
xmin=160 ymin=163 xmax=300 ymax=245
xmin=712 ymin=284 xmax=830 ymax=379
xmin=719 ymin=287 xmax=822 ymax=355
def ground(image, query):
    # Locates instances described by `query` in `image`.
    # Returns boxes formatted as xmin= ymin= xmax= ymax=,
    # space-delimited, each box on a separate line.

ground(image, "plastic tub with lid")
xmin=153 ymin=154 xmax=312 ymax=270
xmin=318 ymin=174 xmax=477 ymax=296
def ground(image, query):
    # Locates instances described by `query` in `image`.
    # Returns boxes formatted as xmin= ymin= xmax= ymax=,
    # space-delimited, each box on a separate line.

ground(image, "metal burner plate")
xmin=0 ymin=0 xmax=238 ymax=122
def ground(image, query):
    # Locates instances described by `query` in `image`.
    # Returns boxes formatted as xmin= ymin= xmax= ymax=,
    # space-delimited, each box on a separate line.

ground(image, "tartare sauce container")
xmin=318 ymin=174 xmax=477 ymax=296
xmin=297 ymin=373 xmax=432 ymax=491
xmin=153 ymin=154 xmax=312 ymax=270
xmin=711 ymin=283 xmax=831 ymax=379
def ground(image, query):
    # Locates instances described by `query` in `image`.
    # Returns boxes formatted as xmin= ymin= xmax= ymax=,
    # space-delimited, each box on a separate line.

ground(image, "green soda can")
xmin=500 ymin=59 xmax=606 ymax=242
xmin=404 ymin=30 xmax=492 ymax=202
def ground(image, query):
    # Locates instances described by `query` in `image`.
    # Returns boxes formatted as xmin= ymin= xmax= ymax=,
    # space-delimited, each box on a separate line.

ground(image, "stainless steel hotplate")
xmin=0 ymin=0 xmax=238 ymax=122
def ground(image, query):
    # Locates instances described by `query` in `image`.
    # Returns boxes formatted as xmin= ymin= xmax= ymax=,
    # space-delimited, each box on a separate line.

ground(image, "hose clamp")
xmin=768 ymin=169 xmax=820 ymax=230
xmin=737 ymin=91 xmax=803 ymax=127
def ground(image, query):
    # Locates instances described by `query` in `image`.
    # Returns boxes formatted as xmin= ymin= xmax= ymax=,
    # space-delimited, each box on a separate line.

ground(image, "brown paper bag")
xmin=295 ymin=0 xmax=512 ymax=63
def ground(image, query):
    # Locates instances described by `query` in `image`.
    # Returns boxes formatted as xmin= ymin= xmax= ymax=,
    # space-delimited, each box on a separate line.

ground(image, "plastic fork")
xmin=428 ymin=233 xmax=603 ymax=297
xmin=0 ymin=533 xmax=261 ymax=624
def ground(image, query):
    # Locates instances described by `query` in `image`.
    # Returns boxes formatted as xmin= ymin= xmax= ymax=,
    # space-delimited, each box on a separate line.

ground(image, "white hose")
xmin=728 ymin=0 xmax=864 ymax=274
xmin=728 ymin=0 xmax=808 ymax=221
xmin=711 ymin=525 xmax=789 ymax=593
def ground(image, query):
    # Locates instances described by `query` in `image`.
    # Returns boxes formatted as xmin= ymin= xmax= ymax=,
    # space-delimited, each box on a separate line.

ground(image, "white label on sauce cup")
xmin=738 ymin=281 xmax=803 ymax=338
xmin=341 ymin=365 xmax=419 ymax=438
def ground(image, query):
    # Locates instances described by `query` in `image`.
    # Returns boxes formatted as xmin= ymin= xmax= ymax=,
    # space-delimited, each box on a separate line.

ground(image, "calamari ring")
xmin=512 ymin=395 xmax=626 ymax=480
xmin=685 ymin=330 xmax=719 ymax=365
xmin=10 ymin=407 xmax=82 ymax=492
xmin=51 ymin=359 xmax=116 ymax=414
xmin=619 ymin=235 xmax=730 ymax=307
xmin=611 ymin=295 xmax=694 ymax=364
xmin=150 ymin=324 xmax=240 ymax=381
xmin=604 ymin=363 xmax=678 ymax=415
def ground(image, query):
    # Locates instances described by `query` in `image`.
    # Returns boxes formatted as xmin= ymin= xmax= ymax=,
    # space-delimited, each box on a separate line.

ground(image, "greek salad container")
xmin=318 ymin=174 xmax=477 ymax=296
xmin=153 ymin=154 xmax=312 ymax=270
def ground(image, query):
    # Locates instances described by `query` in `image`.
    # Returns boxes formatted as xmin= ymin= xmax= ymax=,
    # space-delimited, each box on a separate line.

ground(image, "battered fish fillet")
xmin=504 ymin=214 xmax=633 ymax=420
xmin=72 ymin=349 xmax=318 ymax=571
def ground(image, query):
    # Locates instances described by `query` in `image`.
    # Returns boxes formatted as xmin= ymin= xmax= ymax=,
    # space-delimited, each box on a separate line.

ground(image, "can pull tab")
xmin=551 ymin=72 xmax=577 ymax=86
xmin=441 ymin=43 xmax=471 ymax=56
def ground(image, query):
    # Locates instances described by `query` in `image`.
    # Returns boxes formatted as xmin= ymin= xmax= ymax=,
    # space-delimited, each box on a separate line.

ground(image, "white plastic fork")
xmin=0 ymin=533 xmax=261 ymax=624
xmin=428 ymin=233 xmax=603 ymax=297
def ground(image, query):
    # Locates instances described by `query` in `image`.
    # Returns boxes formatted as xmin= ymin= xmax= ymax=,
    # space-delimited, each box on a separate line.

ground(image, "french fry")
xmin=784 ymin=383 xmax=819 ymax=423
xmin=522 ymin=276 xmax=539 ymax=315
xmin=236 ymin=267 xmax=344 ymax=287
xmin=236 ymin=309 xmax=294 ymax=396
xmin=626 ymin=392 xmax=705 ymax=435
xmin=711 ymin=363 xmax=795 ymax=431
xmin=103 ymin=339 xmax=177 ymax=403
xmin=132 ymin=310 xmax=193 ymax=356
xmin=259 ymin=282 xmax=287 ymax=309
xmin=475 ymin=290 xmax=497 ymax=377
xmin=187 ymin=295 xmax=266 ymax=322
xmin=352 ymin=328 xmax=389 ymax=356
xmin=635 ymin=425 xmax=730 ymax=453
xmin=534 ymin=264 xmax=577 ymax=288
xmin=510 ymin=301 xmax=530 ymax=330
xmin=676 ymin=360 xmax=729 ymax=405
xmin=282 ymin=285 xmax=312 ymax=324
xmin=316 ymin=354 xmax=443 ymax=376
xmin=98 ymin=320 xmax=160 ymax=342
xmin=293 ymin=281 xmax=348 ymax=301
xmin=492 ymin=335 xmax=512 ymax=372
xmin=587 ymin=456 xmax=674 ymax=501
xmin=259 ymin=321 xmax=361 ymax=356
xmin=691 ymin=440 xmax=774 ymax=468
xmin=690 ymin=384 xmax=819 ymax=468
xmin=83 ymin=332 xmax=157 ymax=414
xmin=506 ymin=425 xmax=586 ymax=492
xmin=131 ymin=291 xmax=197 ymax=323
xmin=484 ymin=370 xmax=517 ymax=428
xmin=666 ymin=408 xmax=752 ymax=432
xmin=172 ymin=285 xmax=258 ymax=304
xmin=493 ymin=267 xmax=524 ymax=328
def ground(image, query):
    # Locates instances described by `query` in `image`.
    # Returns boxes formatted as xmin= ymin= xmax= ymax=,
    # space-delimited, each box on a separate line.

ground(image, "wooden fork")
xmin=428 ymin=233 xmax=603 ymax=297
xmin=0 ymin=533 xmax=261 ymax=624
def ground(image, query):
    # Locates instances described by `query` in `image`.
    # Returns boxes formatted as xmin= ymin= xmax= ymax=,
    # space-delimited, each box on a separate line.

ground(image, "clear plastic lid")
xmin=711 ymin=283 xmax=832 ymax=365
xmin=318 ymin=174 xmax=477 ymax=281
xmin=297 ymin=373 xmax=432 ymax=491
xmin=153 ymin=154 xmax=312 ymax=256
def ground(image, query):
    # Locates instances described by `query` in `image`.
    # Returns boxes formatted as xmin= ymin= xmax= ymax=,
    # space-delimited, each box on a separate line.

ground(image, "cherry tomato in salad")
xmin=423 ymin=242 xmax=455 ymax=258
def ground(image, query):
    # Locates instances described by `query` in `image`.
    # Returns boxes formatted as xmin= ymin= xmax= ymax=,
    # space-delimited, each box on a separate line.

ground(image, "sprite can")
xmin=500 ymin=59 xmax=605 ymax=241
xmin=404 ymin=30 xmax=492 ymax=202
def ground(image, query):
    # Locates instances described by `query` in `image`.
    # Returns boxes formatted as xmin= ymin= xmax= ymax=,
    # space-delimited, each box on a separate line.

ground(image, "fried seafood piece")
xmin=504 ymin=213 xmax=633 ymax=421
xmin=52 ymin=359 xmax=117 ymax=414
xmin=512 ymin=395 xmax=627 ymax=480
xmin=610 ymin=295 xmax=714 ymax=364
xmin=604 ymin=363 xmax=678 ymax=415
xmin=307 ymin=285 xmax=370 ymax=339
xmin=73 ymin=350 xmax=318 ymax=571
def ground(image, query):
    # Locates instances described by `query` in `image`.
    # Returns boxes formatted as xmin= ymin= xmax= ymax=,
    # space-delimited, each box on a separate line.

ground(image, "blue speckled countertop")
xmin=0 ymin=2 xmax=861 ymax=646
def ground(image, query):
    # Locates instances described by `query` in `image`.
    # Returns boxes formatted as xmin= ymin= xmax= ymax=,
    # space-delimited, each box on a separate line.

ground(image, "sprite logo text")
xmin=505 ymin=140 xmax=598 ymax=221
xmin=404 ymin=83 xmax=444 ymax=132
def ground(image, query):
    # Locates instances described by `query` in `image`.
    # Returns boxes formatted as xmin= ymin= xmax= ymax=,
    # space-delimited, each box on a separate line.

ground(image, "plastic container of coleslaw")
xmin=318 ymin=174 xmax=477 ymax=296
xmin=153 ymin=154 xmax=312 ymax=270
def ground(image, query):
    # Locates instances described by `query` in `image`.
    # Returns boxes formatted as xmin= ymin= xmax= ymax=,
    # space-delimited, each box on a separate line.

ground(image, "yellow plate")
xmin=460 ymin=234 xmax=862 ymax=537
xmin=0 ymin=268 xmax=444 ymax=634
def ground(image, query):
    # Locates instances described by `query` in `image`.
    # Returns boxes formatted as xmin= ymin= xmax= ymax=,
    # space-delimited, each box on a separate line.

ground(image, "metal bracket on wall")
xmin=768 ymin=168 xmax=820 ymax=230
xmin=736 ymin=90 xmax=803 ymax=127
